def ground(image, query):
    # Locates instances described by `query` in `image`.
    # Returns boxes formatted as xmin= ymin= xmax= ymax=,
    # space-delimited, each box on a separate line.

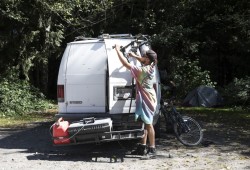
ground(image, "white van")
xmin=55 ymin=34 xmax=161 ymax=145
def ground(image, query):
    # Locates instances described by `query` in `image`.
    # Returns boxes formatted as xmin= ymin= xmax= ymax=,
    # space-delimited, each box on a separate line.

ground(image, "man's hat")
xmin=146 ymin=50 xmax=157 ymax=62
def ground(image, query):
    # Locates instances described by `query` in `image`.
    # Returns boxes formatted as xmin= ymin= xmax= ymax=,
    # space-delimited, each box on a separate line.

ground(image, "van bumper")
xmin=55 ymin=113 xmax=111 ymax=121
xmin=55 ymin=111 xmax=160 ymax=125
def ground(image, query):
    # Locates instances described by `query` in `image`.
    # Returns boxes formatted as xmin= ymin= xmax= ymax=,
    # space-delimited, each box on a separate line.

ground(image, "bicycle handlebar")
xmin=112 ymin=34 xmax=149 ymax=52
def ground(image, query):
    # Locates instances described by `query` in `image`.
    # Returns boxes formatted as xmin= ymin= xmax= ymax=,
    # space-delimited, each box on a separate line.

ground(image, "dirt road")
xmin=0 ymin=118 xmax=249 ymax=170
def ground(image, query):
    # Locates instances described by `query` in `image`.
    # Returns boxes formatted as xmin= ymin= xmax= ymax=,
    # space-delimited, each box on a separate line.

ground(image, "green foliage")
xmin=0 ymin=0 xmax=250 ymax=109
xmin=0 ymin=0 xmax=115 ymax=76
xmin=147 ymin=0 xmax=250 ymax=86
xmin=166 ymin=56 xmax=216 ymax=99
xmin=223 ymin=77 xmax=250 ymax=106
xmin=0 ymin=70 xmax=53 ymax=117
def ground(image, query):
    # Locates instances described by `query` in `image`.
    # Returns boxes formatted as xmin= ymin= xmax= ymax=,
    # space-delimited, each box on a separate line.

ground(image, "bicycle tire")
xmin=173 ymin=116 xmax=203 ymax=146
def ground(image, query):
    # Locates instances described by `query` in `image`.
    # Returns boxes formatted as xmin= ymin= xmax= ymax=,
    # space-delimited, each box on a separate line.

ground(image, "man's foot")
xmin=130 ymin=143 xmax=147 ymax=156
xmin=141 ymin=147 xmax=156 ymax=160
xmin=147 ymin=147 xmax=157 ymax=159
xmin=140 ymin=147 xmax=157 ymax=160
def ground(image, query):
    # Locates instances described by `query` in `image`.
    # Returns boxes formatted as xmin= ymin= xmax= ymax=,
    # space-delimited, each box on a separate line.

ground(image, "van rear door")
xmin=105 ymin=39 xmax=139 ymax=114
xmin=65 ymin=42 xmax=107 ymax=113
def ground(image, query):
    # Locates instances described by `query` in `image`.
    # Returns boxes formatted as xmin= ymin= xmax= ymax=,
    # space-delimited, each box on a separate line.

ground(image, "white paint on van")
xmin=57 ymin=36 xmax=161 ymax=116
xmin=105 ymin=39 xmax=139 ymax=114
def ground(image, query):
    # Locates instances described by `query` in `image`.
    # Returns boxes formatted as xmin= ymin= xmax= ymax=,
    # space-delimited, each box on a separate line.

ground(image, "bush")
xmin=166 ymin=57 xmax=216 ymax=99
xmin=0 ymin=72 xmax=53 ymax=117
xmin=223 ymin=76 xmax=250 ymax=106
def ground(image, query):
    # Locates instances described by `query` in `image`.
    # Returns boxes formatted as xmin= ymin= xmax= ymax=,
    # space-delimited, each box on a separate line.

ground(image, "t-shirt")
xmin=130 ymin=64 xmax=157 ymax=124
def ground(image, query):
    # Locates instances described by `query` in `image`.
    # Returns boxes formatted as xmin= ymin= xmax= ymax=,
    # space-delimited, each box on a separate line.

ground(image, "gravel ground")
xmin=0 ymin=118 xmax=249 ymax=170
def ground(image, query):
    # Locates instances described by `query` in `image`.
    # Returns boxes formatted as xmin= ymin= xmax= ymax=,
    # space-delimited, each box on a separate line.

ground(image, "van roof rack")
xmin=98 ymin=34 xmax=133 ymax=39
xmin=74 ymin=34 xmax=149 ymax=41
xmin=74 ymin=36 xmax=99 ymax=41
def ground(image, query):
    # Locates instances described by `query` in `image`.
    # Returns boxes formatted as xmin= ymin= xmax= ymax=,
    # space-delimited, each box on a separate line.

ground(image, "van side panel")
xmin=57 ymin=45 xmax=71 ymax=113
xmin=65 ymin=42 xmax=107 ymax=113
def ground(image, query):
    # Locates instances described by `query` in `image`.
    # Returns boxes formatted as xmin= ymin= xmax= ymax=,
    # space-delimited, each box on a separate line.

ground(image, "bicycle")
xmin=159 ymin=98 xmax=203 ymax=146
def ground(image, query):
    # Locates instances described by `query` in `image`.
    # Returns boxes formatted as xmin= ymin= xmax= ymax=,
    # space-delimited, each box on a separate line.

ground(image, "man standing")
xmin=114 ymin=45 xmax=158 ymax=158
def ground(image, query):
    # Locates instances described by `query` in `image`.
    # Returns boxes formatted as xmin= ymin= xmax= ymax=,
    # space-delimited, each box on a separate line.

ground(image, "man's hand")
xmin=128 ymin=52 xmax=136 ymax=58
xmin=114 ymin=44 xmax=120 ymax=51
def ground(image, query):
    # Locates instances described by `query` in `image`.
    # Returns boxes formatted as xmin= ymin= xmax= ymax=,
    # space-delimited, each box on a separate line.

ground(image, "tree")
xmin=0 ymin=0 xmax=114 ymax=95
xmin=150 ymin=0 xmax=250 ymax=87
xmin=1 ymin=0 xmax=249 ymax=107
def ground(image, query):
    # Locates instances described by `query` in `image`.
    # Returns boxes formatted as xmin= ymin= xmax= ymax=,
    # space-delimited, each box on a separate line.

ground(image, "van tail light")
xmin=57 ymin=85 xmax=65 ymax=102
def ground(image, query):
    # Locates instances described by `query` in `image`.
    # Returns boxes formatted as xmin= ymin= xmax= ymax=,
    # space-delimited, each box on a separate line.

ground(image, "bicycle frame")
xmin=159 ymin=97 xmax=203 ymax=146
xmin=161 ymin=101 xmax=190 ymax=134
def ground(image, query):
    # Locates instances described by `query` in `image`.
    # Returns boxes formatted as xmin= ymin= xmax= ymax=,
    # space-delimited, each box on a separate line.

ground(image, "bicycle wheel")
xmin=173 ymin=116 xmax=203 ymax=146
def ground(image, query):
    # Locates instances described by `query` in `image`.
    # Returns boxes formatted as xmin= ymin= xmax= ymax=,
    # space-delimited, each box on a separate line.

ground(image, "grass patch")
xmin=0 ymin=109 xmax=57 ymax=128
xmin=179 ymin=107 xmax=250 ymax=127
xmin=1 ymin=106 xmax=250 ymax=128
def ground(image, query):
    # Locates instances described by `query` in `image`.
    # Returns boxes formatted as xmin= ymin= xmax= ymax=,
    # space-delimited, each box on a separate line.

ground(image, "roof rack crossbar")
xmin=99 ymin=34 xmax=133 ymax=39
xmin=74 ymin=36 xmax=98 ymax=41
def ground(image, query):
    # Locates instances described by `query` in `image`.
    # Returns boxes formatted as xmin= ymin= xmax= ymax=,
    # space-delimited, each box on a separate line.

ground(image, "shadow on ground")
xmin=0 ymin=122 xmax=140 ymax=162
xmin=0 ymin=115 xmax=249 ymax=163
